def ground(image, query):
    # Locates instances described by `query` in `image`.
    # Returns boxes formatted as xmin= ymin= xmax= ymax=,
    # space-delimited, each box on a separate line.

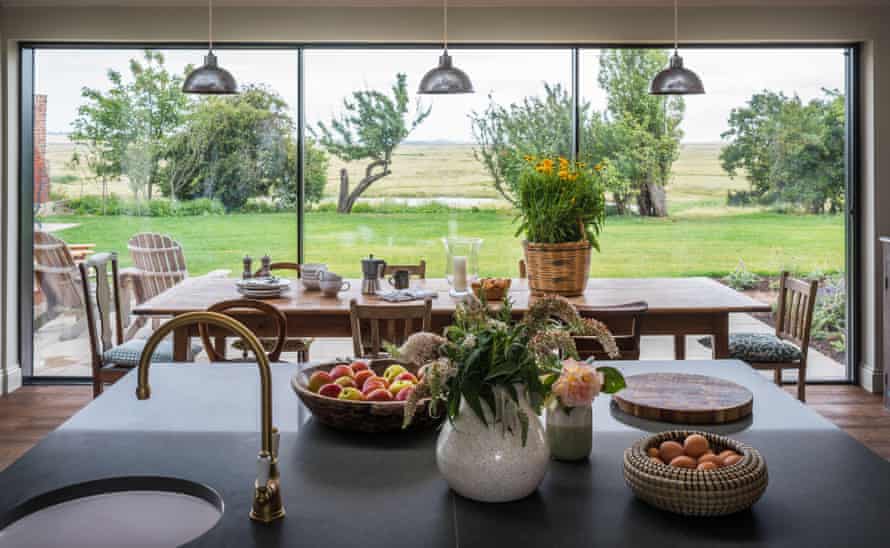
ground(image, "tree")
xmin=313 ymin=73 xmax=431 ymax=213
xmin=721 ymin=89 xmax=844 ymax=214
xmin=162 ymin=85 xmax=325 ymax=211
xmin=597 ymin=50 xmax=685 ymax=216
xmin=70 ymin=50 xmax=188 ymax=200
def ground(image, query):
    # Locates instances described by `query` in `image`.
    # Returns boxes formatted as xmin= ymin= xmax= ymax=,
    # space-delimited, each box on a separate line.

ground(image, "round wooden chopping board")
xmin=612 ymin=373 xmax=753 ymax=425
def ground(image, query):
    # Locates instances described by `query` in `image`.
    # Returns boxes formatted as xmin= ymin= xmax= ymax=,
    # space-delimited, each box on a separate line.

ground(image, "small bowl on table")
xmin=291 ymin=359 xmax=442 ymax=433
xmin=471 ymin=278 xmax=512 ymax=302
xmin=623 ymin=430 xmax=768 ymax=516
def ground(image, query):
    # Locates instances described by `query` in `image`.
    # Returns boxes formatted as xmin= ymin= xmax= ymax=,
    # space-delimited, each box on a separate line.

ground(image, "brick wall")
xmin=33 ymin=94 xmax=50 ymax=205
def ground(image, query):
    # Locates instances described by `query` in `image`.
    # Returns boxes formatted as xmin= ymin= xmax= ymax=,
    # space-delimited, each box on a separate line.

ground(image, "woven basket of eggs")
xmin=623 ymin=430 xmax=768 ymax=516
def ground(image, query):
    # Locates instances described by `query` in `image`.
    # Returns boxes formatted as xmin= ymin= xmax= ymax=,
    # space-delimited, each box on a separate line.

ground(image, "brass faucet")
xmin=135 ymin=311 xmax=285 ymax=523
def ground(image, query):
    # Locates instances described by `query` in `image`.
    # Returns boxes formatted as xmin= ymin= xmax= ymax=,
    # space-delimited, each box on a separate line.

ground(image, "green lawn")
xmin=43 ymin=210 xmax=844 ymax=279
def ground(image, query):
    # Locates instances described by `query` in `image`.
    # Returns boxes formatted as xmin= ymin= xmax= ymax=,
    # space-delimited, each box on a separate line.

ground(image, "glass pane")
xmin=580 ymin=48 xmax=848 ymax=379
xmin=32 ymin=48 xmax=299 ymax=376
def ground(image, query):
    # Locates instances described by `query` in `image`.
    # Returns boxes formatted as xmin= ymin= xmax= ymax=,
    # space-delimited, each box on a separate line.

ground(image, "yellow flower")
xmin=568 ymin=172 xmax=579 ymax=181
xmin=594 ymin=162 xmax=604 ymax=171
xmin=576 ymin=162 xmax=587 ymax=168
xmin=524 ymin=154 xmax=536 ymax=163
xmin=558 ymin=170 xmax=569 ymax=180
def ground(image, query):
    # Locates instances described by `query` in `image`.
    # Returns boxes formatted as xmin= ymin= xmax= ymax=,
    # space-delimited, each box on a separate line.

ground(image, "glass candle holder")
xmin=443 ymin=237 xmax=482 ymax=298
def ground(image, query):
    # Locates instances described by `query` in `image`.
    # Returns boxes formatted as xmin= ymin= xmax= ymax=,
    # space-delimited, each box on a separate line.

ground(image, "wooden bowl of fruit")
xmin=471 ymin=277 xmax=511 ymax=301
xmin=290 ymin=358 xmax=442 ymax=433
xmin=623 ymin=430 xmax=768 ymax=516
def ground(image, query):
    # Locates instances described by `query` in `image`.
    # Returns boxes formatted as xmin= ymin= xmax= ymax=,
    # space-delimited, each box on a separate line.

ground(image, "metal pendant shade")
xmin=650 ymin=0 xmax=704 ymax=96
xmin=183 ymin=0 xmax=238 ymax=95
xmin=419 ymin=0 xmax=473 ymax=94
xmin=650 ymin=52 xmax=704 ymax=95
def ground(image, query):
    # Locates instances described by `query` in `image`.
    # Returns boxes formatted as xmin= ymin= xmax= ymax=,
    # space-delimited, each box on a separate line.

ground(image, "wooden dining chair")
xmin=79 ymin=252 xmax=197 ymax=397
xmin=349 ymin=298 xmax=433 ymax=359
xmin=519 ymin=259 xmax=527 ymax=279
xmin=383 ymin=260 xmax=427 ymax=279
xmin=574 ymin=301 xmax=648 ymax=361
xmin=239 ymin=262 xmax=311 ymax=362
xmin=200 ymin=299 xmax=288 ymax=363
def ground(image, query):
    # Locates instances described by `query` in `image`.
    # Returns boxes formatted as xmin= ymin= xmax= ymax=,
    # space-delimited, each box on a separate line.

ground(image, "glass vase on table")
xmin=443 ymin=237 xmax=482 ymax=298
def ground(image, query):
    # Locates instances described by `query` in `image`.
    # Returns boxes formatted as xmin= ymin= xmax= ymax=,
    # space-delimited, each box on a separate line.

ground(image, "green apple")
xmin=383 ymin=364 xmax=408 ymax=383
xmin=338 ymin=387 xmax=365 ymax=401
xmin=388 ymin=380 xmax=414 ymax=397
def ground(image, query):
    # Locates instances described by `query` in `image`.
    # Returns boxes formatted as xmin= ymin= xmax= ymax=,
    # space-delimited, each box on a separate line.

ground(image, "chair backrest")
xmin=79 ymin=253 xmax=124 ymax=372
xmin=34 ymin=230 xmax=84 ymax=311
xmin=200 ymin=299 xmax=288 ymax=362
xmin=383 ymin=260 xmax=427 ymax=279
xmin=519 ymin=259 xmax=527 ymax=279
xmin=574 ymin=301 xmax=648 ymax=361
xmin=349 ymin=298 xmax=433 ymax=358
xmin=254 ymin=262 xmax=301 ymax=278
xmin=127 ymin=233 xmax=188 ymax=300
xmin=775 ymin=271 xmax=819 ymax=357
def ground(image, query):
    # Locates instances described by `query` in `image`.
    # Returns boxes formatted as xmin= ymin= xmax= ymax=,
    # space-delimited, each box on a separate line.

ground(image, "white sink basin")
xmin=0 ymin=477 xmax=223 ymax=548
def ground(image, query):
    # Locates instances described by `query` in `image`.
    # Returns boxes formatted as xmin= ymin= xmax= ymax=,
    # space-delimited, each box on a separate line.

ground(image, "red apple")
xmin=329 ymin=364 xmax=355 ymax=380
xmin=365 ymin=388 xmax=394 ymax=402
xmin=394 ymin=371 xmax=419 ymax=384
xmin=318 ymin=383 xmax=342 ymax=399
xmin=350 ymin=360 xmax=370 ymax=373
xmin=395 ymin=386 xmax=414 ymax=401
xmin=362 ymin=379 xmax=387 ymax=396
xmin=334 ymin=376 xmax=357 ymax=388
xmin=353 ymin=370 xmax=375 ymax=388
xmin=307 ymin=371 xmax=333 ymax=393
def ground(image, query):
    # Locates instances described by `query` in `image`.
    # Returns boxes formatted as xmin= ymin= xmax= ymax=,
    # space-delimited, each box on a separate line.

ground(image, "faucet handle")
xmin=256 ymin=454 xmax=272 ymax=485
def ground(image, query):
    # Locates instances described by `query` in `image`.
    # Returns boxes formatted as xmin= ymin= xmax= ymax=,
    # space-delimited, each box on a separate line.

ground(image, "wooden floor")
xmin=0 ymin=384 xmax=888 ymax=471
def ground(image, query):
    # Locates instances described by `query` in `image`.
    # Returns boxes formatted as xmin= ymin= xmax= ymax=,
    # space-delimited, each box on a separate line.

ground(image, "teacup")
xmin=300 ymin=263 xmax=327 ymax=290
xmin=319 ymin=272 xmax=350 ymax=297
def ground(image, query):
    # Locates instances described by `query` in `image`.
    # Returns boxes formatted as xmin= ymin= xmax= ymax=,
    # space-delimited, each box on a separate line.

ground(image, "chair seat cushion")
xmin=103 ymin=339 xmax=202 ymax=367
xmin=698 ymin=333 xmax=802 ymax=363
xmin=232 ymin=337 xmax=312 ymax=353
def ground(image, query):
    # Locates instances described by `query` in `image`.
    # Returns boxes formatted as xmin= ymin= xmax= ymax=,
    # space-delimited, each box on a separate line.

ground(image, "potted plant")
xmin=515 ymin=155 xmax=609 ymax=296
xmin=400 ymin=295 xmax=624 ymax=503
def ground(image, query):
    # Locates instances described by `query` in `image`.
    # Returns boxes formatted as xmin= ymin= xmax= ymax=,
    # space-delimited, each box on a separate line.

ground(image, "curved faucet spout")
xmin=134 ymin=311 xmax=284 ymax=522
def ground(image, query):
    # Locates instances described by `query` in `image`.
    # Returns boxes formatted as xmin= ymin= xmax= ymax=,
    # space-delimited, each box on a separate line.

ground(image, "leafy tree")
xmin=596 ymin=50 xmax=684 ymax=216
xmin=161 ymin=85 xmax=326 ymax=211
xmin=721 ymin=89 xmax=844 ymax=214
xmin=70 ymin=50 xmax=188 ymax=200
xmin=313 ymin=73 xmax=431 ymax=213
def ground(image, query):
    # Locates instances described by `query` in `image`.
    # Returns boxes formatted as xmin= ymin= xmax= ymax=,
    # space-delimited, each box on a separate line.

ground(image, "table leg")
xmin=712 ymin=315 xmax=731 ymax=359
xmin=173 ymin=326 xmax=190 ymax=362
xmin=674 ymin=335 xmax=686 ymax=360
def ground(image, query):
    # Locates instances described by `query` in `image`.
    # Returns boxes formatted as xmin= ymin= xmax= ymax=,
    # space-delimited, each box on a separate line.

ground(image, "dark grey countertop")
xmin=2 ymin=360 xmax=889 ymax=547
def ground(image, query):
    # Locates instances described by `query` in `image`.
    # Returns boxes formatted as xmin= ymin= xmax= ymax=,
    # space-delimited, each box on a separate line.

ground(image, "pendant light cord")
xmin=673 ymin=0 xmax=679 ymax=52
xmin=443 ymin=0 xmax=448 ymax=52
xmin=209 ymin=0 xmax=214 ymax=53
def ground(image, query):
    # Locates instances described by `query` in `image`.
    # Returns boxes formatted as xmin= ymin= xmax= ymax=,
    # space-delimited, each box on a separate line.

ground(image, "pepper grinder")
xmin=260 ymin=254 xmax=271 ymax=278
xmin=243 ymin=255 xmax=253 ymax=279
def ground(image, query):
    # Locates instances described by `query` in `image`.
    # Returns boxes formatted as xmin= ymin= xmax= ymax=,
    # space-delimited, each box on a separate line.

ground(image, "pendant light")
xmin=182 ymin=0 xmax=238 ymax=95
xmin=650 ymin=0 xmax=704 ymax=95
xmin=418 ymin=0 xmax=474 ymax=95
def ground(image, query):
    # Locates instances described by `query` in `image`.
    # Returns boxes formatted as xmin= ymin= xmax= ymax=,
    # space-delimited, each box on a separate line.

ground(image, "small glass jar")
xmin=546 ymin=404 xmax=593 ymax=461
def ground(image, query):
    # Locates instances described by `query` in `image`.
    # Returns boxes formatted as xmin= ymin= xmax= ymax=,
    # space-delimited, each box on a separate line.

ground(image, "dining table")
xmin=132 ymin=276 xmax=771 ymax=362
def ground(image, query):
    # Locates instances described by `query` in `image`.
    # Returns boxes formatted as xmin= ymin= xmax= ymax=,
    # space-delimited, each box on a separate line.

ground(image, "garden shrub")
xmin=723 ymin=260 xmax=761 ymax=290
xmin=812 ymin=274 xmax=846 ymax=352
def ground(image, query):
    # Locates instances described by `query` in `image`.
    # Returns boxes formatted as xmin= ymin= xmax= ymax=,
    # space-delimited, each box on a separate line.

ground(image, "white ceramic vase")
xmin=436 ymin=385 xmax=549 ymax=503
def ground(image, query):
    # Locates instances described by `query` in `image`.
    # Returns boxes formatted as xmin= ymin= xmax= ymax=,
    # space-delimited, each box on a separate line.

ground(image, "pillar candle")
xmin=453 ymin=256 xmax=468 ymax=291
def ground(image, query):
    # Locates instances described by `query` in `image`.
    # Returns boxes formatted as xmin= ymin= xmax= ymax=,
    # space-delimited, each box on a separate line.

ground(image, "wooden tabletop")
xmin=132 ymin=276 xmax=770 ymax=316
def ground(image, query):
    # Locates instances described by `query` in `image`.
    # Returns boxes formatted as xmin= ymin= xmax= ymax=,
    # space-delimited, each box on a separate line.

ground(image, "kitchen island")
xmin=1 ymin=360 xmax=889 ymax=547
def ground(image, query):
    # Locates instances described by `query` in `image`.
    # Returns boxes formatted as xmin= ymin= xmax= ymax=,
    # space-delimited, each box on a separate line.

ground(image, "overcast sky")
xmin=35 ymin=47 xmax=845 ymax=143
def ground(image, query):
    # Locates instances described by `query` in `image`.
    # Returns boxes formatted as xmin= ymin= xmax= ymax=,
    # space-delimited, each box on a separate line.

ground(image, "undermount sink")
xmin=0 ymin=476 xmax=223 ymax=548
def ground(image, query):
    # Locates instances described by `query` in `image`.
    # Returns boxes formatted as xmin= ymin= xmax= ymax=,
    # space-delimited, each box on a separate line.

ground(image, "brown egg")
xmin=722 ymin=454 xmax=743 ymax=467
xmin=649 ymin=456 xmax=665 ymax=466
xmin=698 ymin=454 xmax=722 ymax=466
xmin=683 ymin=434 xmax=710 ymax=458
xmin=697 ymin=461 xmax=718 ymax=471
xmin=669 ymin=455 xmax=697 ymax=469
xmin=659 ymin=441 xmax=685 ymax=463
xmin=647 ymin=447 xmax=660 ymax=458
xmin=717 ymin=449 xmax=738 ymax=461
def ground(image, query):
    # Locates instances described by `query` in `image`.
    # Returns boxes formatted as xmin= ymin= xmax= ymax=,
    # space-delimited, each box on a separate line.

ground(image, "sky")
xmin=35 ymin=47 xmax=846 ymax=143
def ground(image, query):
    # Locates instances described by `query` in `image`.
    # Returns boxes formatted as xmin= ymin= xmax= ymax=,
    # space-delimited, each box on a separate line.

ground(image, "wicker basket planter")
xmin=523 ymin=240 xmax=592 ymax=297
xmin=291 ymin=359 xmax=442 ymax=433
xmin=623 ymin=430 xmax=768 ymax=516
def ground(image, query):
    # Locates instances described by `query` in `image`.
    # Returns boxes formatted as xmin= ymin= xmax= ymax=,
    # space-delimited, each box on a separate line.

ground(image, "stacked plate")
xmin=236 ymin=277 xmax=291 ymax=299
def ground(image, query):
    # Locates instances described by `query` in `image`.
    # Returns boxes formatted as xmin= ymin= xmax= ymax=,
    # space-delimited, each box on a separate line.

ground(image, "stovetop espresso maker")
xmin=360 ymin=254 xmax=387 ymax=295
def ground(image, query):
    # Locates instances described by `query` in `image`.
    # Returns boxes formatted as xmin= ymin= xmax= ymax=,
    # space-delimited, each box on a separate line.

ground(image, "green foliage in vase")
xmin=513 ymin=156 xmax=608 ymax=247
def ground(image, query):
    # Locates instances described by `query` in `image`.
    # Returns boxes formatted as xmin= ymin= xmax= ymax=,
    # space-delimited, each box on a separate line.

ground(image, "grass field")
xmin=41 ymin=138 xmax=844 ymax=278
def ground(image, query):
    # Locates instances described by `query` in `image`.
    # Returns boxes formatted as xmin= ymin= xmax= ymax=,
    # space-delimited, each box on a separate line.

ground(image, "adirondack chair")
xmin=33 ymin=230 xmax=86 ymax=339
